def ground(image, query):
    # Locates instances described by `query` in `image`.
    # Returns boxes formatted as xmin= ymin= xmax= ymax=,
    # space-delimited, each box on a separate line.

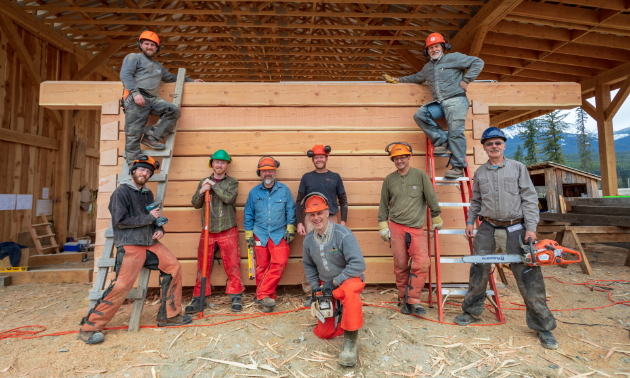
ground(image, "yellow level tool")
xmin=0 ymin=267 xmax=29 ymax=272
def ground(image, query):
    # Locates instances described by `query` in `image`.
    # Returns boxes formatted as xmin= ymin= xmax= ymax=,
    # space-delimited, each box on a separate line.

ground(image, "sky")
xmin=564 ymin=89 xmax=630 ymax=133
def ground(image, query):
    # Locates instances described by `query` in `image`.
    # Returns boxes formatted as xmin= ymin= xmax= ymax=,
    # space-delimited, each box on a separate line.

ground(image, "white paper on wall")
xmin=36 ymin=200 xmax=53 ymax=216
xmin=0 ymin=195 xmax=16 ymax=211
xmin=16 ymin=195 xmax=33 ymax=210
xmin=42 ymin=188 xmax=49 ymax=199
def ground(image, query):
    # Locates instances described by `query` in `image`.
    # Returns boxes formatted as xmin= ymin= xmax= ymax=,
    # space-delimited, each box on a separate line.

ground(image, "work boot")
xmin=157 ymin=314 xmax=193 ymax=327
xmin=260 ymin=297 xmax=276 ymax=307
xmin=231 ymin=294 xmax=243 ymax=312
xmin=454 ymin=312 xmax=481 ymax=326
xmin=399 ymin=302 xmax=411 ymax=315
xmin=77 ymin=330 xmax=105 ymax=344
xmin=411 ymin=304 xmax=426 ymax=316
xmin=433 ymin=143 xmax=449 ymax=154
xmin=538 ymin=331 xmax=559 ymax=350
xmin=444 ymin=167 xmax=464 ymax=179
xmin=339 ymin=330 xmax=359 ymax=367
xmin=304 ymin=295 xmax=314 ymax=308
xmin=184 ymin=297 xmax=214 ymax=314
xmin=262 ymin=305 xmax=274 ymax=313
xmin=141 ymin=134 xmax=166 ymax=150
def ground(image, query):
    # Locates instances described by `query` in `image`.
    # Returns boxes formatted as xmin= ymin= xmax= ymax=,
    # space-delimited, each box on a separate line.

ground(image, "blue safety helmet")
xmin=481 ymin=127 xmax=507 ymax=145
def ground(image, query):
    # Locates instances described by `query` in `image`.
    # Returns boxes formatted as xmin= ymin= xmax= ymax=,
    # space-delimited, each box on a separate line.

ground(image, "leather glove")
xmin=383 ymin=74 xmax=397 ymax=84
xmin=284 ymin=224 xmax=296 ymax=244
xmin=378 ymin=221 xmax=390 ymax=242
xmin=431 ymin=215 xmax=444 ymax=230
xmin=322 ymin=280 xmax=337 ymax=296
xmin=245 ymin=230 xmax=255 ymax=249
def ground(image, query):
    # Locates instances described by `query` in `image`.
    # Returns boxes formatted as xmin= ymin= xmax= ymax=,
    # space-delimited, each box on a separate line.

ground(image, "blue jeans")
xmin=412 ymin=96 xmax=469 ymax=168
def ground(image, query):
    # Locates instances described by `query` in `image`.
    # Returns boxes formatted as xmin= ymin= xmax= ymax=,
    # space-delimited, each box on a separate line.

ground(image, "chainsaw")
xmin=310 ymin=286 xmax=342 ymax=326
xmin=459 ymin=237 xmax=582 ymax=266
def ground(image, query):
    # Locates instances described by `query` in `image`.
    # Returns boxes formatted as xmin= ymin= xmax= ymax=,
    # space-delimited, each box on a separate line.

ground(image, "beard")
xmin=142 ymin=48 xmax=157 ymax=58
xmin=263 ymin=177 xmax=274 ymax=185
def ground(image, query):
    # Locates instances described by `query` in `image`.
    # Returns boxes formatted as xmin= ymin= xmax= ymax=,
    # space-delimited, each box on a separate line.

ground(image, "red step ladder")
xmin=425 ymin=136 xmax=504 ymax=323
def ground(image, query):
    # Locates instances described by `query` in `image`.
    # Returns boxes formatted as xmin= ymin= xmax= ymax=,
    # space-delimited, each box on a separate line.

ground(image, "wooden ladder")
xmin=24 ymin=213 xmax=61 ymax=255
xmin=87 ymin=69 xmax=186 ymax=332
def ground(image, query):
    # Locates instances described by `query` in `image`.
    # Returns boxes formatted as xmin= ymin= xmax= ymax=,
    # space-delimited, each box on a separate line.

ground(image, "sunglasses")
xmin=484 ymin=141 xmax=504 ymax=147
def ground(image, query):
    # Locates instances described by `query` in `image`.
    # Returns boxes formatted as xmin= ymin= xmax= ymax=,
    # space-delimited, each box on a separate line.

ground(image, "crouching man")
xmin=302 ymin=193 xmax=366 ymax=367
xmin=79 ymin=155 xmax=191 ymax=344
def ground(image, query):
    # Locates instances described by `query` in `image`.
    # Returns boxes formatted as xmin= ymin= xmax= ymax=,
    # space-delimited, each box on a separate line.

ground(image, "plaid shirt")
xmin=191 ymin=175 xmax=238 ymax=233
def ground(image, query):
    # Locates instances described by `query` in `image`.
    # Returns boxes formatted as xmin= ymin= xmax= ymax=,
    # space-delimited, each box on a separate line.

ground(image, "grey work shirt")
xmin=398 ymin=52 xmax=484 ymax=103
xmin=467 ymin=158 xmax=540 ymax=232
xmin=120 ymin=53 xmax=193 ymax=98
xmin=302 ymin=223 xmax=366 ymax=289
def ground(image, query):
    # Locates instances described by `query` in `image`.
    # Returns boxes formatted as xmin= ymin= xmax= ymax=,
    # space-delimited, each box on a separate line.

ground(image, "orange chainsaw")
xmin=458 ymin=237 xmax=582 ymax=266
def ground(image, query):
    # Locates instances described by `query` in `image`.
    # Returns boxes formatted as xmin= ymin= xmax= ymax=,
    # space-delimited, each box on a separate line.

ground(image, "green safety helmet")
xmin=208 ymin=149 xmax=232 ymax=167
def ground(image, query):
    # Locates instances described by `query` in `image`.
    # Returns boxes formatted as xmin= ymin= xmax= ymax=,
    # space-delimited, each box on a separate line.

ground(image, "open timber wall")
xmin=0 ymin=25 xmax=106 ymax=246
xmin=92 ymin=83 xmax=554 ymax=287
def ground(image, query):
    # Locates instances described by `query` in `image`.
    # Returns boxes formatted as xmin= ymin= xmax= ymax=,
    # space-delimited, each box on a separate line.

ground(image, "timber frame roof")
xmin=3 ymin=0 xmax=630 ymax=127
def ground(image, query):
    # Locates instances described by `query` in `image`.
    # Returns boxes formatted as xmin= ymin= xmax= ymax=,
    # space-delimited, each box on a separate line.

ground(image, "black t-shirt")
xmin=298 ymin=170 xmax=346 ymax=215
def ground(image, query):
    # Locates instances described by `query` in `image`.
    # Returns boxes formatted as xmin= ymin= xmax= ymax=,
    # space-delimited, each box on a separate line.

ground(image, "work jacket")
xmin=399 ymin=52 xmax=484 ymax=103
xmin=467 ymin=158 xmax=540 ymax=232
xmin=109 ymin=178 xmax=164 ymax=247
xmin=191 ymin=175 xmax=239 ymax=233
xmin=243 ymin=181 xmax=296 ymax=247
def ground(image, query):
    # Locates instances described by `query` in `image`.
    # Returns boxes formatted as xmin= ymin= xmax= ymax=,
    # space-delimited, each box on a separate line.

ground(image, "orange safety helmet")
xmin=257 ymin=156 xmax=280 ymax=177
xmin=138 ymin=31 xmax=161 ymax=52
xmin=304 ymin=192 xmax=330 ymax=213
xmin=385 ymin=142 xmax=413 ymax=161
xmin=423 ymin=33 xmax=451 ymax=57
xmin=307 ymin=144 xmax=331 ymax=157
xmin=130 ymin=154 xmax=160 ymax=176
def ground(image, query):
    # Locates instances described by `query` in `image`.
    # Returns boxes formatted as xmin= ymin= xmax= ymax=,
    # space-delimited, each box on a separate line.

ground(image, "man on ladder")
xmin=120 ymin=31 xmax=204 ymax=167
xmin=302 ymin=193 xmax=366 ymax=367
xmin=456 ymin=127 xmax=558 ymax=350
xmin=295 ymin=145 xmax=349 ymax=307
xmin=378 ymin=143 xmax=443 ymax=316
xmin=244 ymin=157 xmax=296 ymax=313
xmin=187 ymin=150 xmax=243 ymax=313
xmin=384 ymin=33 xmax=484 ymax=179
xmin=78 ymin=156 xmax=191 ymax=345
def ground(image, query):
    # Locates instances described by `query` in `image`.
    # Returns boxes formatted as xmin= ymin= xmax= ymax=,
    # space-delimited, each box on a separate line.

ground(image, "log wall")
xmin=95 ymin=95 xmax=492 ymax=287
xmin=0 ymin=26 xmax=102 ymax=246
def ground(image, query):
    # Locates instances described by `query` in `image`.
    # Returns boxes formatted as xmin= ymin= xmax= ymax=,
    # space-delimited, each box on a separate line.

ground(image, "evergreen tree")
xmin=540 ymin=110 xmax=569 ymax=164
xmin=513 ymin=145 xmax=525 ymax=164
xmin=575 ymin=107 xmax=593 ymax=172
xmin=519 ymin=119 xmax=540 ymax=165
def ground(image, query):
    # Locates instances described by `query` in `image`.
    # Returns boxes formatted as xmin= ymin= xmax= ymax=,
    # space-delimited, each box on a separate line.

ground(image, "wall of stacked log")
xmin=0 ymin=26 xmax=104 ymax=247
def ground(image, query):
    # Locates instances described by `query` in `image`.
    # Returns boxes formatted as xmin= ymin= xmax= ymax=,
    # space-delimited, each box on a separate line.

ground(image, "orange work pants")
xmin=390 ymin=221 xmax=429 ymax=305
xmin=313 ymin=277 xmax=365 ymax=339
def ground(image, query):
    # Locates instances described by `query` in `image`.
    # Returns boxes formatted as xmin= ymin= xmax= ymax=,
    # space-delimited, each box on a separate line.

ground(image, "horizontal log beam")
xmin=40 ymin=82 xmax=582 ymax=110
xmin=0 ymin=128 xmax=60 ymax=150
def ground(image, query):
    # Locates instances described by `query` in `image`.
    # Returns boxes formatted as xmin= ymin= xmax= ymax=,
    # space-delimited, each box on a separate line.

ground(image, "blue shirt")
xmin=243 ymin=181 xmax=296 ymax=247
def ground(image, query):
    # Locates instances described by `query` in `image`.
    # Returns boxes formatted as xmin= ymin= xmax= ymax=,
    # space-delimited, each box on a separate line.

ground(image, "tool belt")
xmin=480 ymin=216 xmax=523 ymax=227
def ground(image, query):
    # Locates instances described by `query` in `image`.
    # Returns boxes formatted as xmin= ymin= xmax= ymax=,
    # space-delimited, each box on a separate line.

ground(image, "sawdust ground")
xmin=0 ymin=243 xmax=629 ymax=378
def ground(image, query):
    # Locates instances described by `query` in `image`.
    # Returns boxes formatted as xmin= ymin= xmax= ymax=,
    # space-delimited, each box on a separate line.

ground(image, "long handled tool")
xmin=199 ymin=191 xmax=211 ymax=317
xmin=247 ymin=240 xmax=256 ymax=280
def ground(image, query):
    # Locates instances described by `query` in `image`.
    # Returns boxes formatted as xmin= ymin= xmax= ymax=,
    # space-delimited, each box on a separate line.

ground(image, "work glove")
xmin=245 ymin=230 xmax=255 ymax=250
xmin=322 ymin=280 xmax=337 ymax=296
xmin=379 ymin=221 xmax=390 ymax=242
xmin=431 ymin=216 xmax=444 ymax=230
xmin=383 ymin=74 xmax=397 ymax=84
xmin=284 ymin=224 xmax=296 ymax=244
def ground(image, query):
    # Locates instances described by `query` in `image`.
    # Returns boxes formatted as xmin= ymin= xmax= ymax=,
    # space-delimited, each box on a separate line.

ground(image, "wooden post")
xmin=544 ymin=168 xmax=558 ymax=213
xmin=595 ymin=84 xmax=618 ymax=196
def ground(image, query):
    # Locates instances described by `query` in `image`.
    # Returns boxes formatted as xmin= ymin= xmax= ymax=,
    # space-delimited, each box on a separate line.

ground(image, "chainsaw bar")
xmin=461 ymin=255 xmax=523 ymax=264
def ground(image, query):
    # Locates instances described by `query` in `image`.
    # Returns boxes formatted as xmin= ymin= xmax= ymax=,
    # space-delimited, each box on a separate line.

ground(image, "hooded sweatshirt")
xmin=109 ymin=178 xmax=164 ymax=247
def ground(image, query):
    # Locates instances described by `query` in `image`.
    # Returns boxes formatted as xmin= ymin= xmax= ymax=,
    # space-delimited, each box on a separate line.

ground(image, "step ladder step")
xmin=432 ymin=152 xmax=452 ymax=157
xmin=36 ymin=233 xmax=55 ymax=239
xmin=430 ymin=229 xmax=477 ymax=235
xmin=142 ymin=149 xmax=172 ymax=157
xmin=442 ymin=288 xmax=495 ymax=296
xmin=89 ymin=288 xmax=144 ymax=301
xmin=41 ymin=245 xmax=60 ymax=251
xmin=435 ymin=177 xmax=470 ymax=182
xmin=31 ymin=222 xmax=51 ymax=227
xmin=438 ymin=202 xmax=471 ymax=207
xmin=97 ymin=258 xmax=115 ymax=268
xmin=105 ymin=228 xmax=113 ymax=238
xmin=117 ymin=173 xmax=167 ymax=183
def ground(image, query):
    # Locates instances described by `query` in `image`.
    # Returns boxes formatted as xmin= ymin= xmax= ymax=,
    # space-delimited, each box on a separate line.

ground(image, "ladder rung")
xmin=41 ymin=245 xmax=59 ymax=251
xmin=117 ymin=173 xmax=167 ymax=183
xmin=431 ymin=229 xmax=477 ymax=235
xmin=442 ymin=289 xmax=495 ymax=296
xmin=432 ymin=153 xmax=452 ymax=157
xmin=439 ymin=202 xmax=470 ymax=207
xmin=434 ymin=177 xmax=470 ymax=182
xmin=31 ymin=222 xmax=51 ymax=227
xmin=143 ymin=149 xmax=172 ymax=157
xmin=105 ymin=229 xmax=114 ymax=238
xmin=89 ymin=288 xmax=144 ymax=301
xmin=36 ymin=233 xmax=55 ymax=238
xmin=97 ymin=258 xmax=115 ymax=268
